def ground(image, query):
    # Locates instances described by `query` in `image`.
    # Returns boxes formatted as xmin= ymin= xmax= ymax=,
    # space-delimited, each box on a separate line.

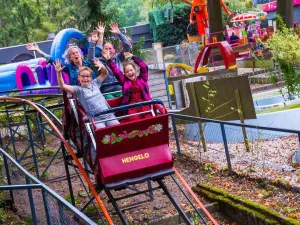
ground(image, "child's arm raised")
xmin=103 ymin=49 xmax=126 ymax=85
xmin=125 ymin=52 xmax=148 ymax=81
xmin=53 ymin=60 xmax=74 ymax=94
xmin=93 ymin=58 xmax=108 ymax=83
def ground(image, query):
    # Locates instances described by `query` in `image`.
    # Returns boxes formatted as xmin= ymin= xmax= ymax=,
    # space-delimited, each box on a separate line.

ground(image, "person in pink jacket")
xmin=103 ymin=51 xmax=152 ymax=122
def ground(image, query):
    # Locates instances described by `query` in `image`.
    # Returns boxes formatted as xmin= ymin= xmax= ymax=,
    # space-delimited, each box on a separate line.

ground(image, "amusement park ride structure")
xmin=182 ymin=0 xmax=233 ymax=42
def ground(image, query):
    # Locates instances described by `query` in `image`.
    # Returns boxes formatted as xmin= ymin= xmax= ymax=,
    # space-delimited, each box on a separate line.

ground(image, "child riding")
xmin=103 ymin=51 xmax=152 ymax=122
xmin=53 ymin=56 xmax=119 ymax=129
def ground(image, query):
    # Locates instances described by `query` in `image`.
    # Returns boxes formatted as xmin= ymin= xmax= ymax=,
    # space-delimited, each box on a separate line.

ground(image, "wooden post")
xmin=190 ymin=83 xmax=207 ymax=152
xmin=234 ymin=90 xmax=250 ymax=152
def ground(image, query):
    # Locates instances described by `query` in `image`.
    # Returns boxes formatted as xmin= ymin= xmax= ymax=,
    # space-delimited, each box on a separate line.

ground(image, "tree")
xmin=78 ymin=0 xmax=108 ymax=33
xmin=103 ymin=0 xmax=146 ymax=27
xmin=276 ymin=0 xmax=294 ymax=29
xmin=207 ymin=0 xmax=223 ymax=42
xmin=144 ymin=0 xmax=181 ymax=8
xmin=266 ymin=15 xmax=300 ymax=100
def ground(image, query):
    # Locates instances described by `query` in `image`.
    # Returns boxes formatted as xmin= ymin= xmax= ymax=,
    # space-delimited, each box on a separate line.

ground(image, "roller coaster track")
xmin=0 ymin=96 xmax=114 ymax=225
xmin=0 ymin=96 xmax=219 ymax=225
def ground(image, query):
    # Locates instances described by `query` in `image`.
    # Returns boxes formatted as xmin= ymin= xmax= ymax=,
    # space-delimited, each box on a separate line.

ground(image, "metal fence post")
xmin=23 ymin=102 xmax=40 ymax=179
xmin=171 ymin=115 xmax=181 ymax=156
xmin=2 ymin=153 xmax=15 ymax=209
xmin=62 ymin=142 xmax=76 ymax=207
xmin=42 ymin=189 xmax=53 ymax=225
xmin=38 ymin=112 xmax=46 ymax=146
xmin=220 ymin=123 xmax=232 ymax=173
xmin=4 ymin=100 xmax=17 ymax=160
xmin=26 ymin=176 xmax=38 ymax=225
xmin=163 ymin=70 xmax=173 ymax=109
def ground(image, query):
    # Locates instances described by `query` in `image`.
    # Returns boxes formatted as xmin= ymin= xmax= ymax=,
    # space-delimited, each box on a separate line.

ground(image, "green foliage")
xmin=43 ymin=148 xmax=56 ymax=156
xmin=194 ymin=184 xmax=300 ymax=225
xmin=64 ymin=193 xmax=80 ymax=205
xmin=148 ymin=3 xmax=190 ymax=46
xmin=0 ymin=209 xmax=6 ymax=223
xmin=78 ymin=0 xmax=108 ymax=33
xmin=204 ymin=163 xmax=213 ymax=173
xmin=103 ymin=0 xmax=146 ymax=27
xmin=144 ymin=0 xmax=181 ymax=8
xmin=132 ymin=37 xmax=147 ymax=60
xmin=190 ymin=212 xmax=200 ymax=225
xmin=266 ymin=15 xmax=300 ymax=100
xmin=25 ymin=216 xmax=33 ymax=225
xmin=0 ymin=0 xmax=80 ymax=46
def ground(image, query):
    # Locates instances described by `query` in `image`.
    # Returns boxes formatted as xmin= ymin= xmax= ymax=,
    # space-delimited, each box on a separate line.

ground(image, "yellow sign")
xmin=168 ymin=84 xmax=174 ymax=95
xmin=122 ymin=153 xmax=150 ymax=164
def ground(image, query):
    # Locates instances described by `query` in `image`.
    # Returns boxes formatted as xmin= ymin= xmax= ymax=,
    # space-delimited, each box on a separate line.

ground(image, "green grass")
xmin=256 ymin=103 xmax=300 ymax=114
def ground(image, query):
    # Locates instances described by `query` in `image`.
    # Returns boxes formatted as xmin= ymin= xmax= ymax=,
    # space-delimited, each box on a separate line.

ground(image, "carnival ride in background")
xmin=183 ymin=0 xmax=233 ymax=43
xmin=0 ymin=28 xmax=84 ymax=93
xmin=166 ymin=0 xmax=270 ymax=77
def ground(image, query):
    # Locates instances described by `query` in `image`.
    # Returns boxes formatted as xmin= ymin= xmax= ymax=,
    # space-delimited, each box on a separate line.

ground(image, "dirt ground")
xmin=4 ymin=135 xmax=236 ymax=224
xmin=2 ymin=132 xmax=299 ymax=224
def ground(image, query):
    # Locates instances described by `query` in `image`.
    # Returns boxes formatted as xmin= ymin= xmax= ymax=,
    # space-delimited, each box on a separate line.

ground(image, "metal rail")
xmin=0 ymin=96 xmax=115 ymax=225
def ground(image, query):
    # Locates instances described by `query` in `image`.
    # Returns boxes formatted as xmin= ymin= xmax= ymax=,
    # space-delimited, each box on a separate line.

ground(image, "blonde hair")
xmin=123 ymin=62 xmax=136 ymax=72
xmin=78 ymin=67 xmax=92 ymax=76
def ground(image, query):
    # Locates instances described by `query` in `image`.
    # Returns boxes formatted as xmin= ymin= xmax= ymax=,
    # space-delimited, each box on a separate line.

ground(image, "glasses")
xmin=79 ymin=75 xmax=91 ymax=79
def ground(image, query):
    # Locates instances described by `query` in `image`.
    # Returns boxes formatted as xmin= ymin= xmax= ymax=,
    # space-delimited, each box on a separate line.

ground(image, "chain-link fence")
xmin=169 ymin=114 xmax=300 ymax=185
xmin=0 ymin=148 xmax=97 ymax=225
xmin=143 ymin=43 xmax=285 ymax=94
xmin=0 ymin=98 xmax=64 ymax=180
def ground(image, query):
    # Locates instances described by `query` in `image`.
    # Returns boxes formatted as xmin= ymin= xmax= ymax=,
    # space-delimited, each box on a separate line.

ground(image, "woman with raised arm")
xmin=26 ymin=23 xmax=105 ymax=85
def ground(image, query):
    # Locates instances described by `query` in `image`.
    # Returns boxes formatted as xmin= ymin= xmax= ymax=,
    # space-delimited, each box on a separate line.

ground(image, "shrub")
xmin=148 ymin=4 xmax=190 ymax=46
xmin=265 ymin=15 xmax=300 ymax=100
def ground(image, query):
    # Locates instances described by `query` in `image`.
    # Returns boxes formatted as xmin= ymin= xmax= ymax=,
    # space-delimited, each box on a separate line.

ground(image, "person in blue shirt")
xmin=229 ymin=32 xmax=239 ymax=44
xmin=26 ymin=42 xmax=97 ymax=85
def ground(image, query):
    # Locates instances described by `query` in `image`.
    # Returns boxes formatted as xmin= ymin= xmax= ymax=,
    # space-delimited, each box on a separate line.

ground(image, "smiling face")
xmin=78 ymin=68 xmax=92 ymax=86
xmin=103 ymin=43 xmax=116 ymax=56
xmin=124 ymin=64 xmax=136 ymax=81
xmin=69 ymin=47 xmax=82 ymax=64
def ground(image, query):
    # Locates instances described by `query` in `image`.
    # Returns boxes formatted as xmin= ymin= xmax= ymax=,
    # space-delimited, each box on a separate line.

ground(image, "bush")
xmin=265 ymin=15 xmax=300 ymax=100
xmin=148 ymin=4 xmax=190 ymax=46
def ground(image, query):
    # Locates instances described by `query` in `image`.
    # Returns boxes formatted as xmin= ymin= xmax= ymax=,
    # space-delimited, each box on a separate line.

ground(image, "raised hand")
xmin=53 ymin=60 xmax=65 ymax=73
xmin=124 ymin=52 xmax=133 ymax=60
xmin=102 ymin=49 xmax=111 ymax=61
xmin=26 ymin=43 xmax=39 ymax=51
xmin=109 ymin=22 xmax=120 ymax=35
xmin=96 ymin=21 xmax=106 ymax=35
xmin=90 ymin=30 xmax=99 ymax=44
xmin=94 ymin=58 xmax=104 ymax=71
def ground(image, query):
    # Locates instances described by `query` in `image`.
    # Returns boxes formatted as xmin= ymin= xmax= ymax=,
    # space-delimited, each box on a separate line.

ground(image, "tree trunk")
xmin=207 ymin=0 xmax=223 ymax=42
xmin=276 ymin=0 xmax=294 ymax=29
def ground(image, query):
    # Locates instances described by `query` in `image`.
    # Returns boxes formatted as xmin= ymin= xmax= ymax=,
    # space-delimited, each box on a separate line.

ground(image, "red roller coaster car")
xmin=62 ymin=90 xmax=219 ymax=225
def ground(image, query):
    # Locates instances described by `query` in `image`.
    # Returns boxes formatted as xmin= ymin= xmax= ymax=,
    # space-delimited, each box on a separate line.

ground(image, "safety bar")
xmin=94 ymin=110 xmax=155 ymax=125
xmin=101 ymin=81 xmax=119 ymax=88
xmin=92 ymin=99 xmax=165 ymax=117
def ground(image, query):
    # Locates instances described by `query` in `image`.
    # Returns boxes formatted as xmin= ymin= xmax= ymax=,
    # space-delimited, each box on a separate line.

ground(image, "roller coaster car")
xmin=62 ymin=91 xmax=174 ymax=189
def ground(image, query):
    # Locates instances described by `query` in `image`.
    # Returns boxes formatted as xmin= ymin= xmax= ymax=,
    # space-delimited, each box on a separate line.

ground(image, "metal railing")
xmin=143 ymin=43 xmax=284 ymax=94
xmin=0 ymin=147 xmax=96 ymax=225
xmin=170 ymin=113 xmax=299 ymax=181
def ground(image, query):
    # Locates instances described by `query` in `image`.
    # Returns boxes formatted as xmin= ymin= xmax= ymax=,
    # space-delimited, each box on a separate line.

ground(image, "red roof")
xmin=230 ymin=14 xmax=257 ymax=23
